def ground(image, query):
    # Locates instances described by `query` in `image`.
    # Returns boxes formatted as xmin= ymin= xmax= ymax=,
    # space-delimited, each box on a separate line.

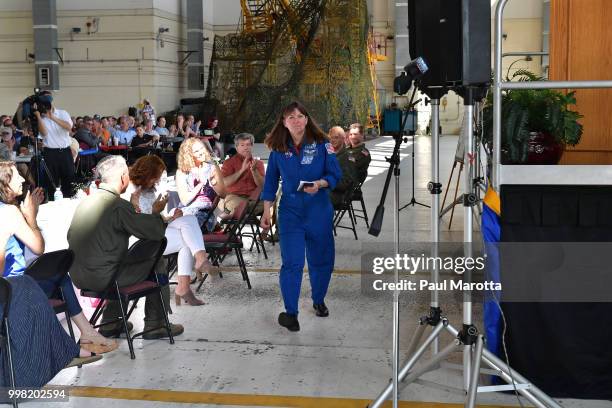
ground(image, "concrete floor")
xmin=43 ymin=136 xmax=610 ymax=408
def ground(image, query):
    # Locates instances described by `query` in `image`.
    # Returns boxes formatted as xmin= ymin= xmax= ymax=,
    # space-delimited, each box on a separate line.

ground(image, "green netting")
xmin=205 ymin=0 xmax=371 ymax=141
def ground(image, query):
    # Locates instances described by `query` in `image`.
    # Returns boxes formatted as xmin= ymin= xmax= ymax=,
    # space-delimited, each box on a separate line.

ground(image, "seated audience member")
xmin=17 ymin=126 xmax=37 ymax=156
xmin=176 ymin=114 xmax=193 ymax=138
xmin=143 ymin=118 xmax=161 ymax=140
xmin=112 ymin=115 xmax=136 ymax=145
xmin=220 ymin=133 xmax=265 ymax=214
xmin=93 ymin=116 xmax=111 ymax=146
xmin=130 ymin=124 xmax=157 ymax=161
xmin=74 ymin=116 xmax=108 ymax=164
xmin=0 ymin=127 xmax=16 ymax=160
xmin=328 ymin=126 xmax=356 ymax=208
xmin=0 ymin=160 xmax=117 ymax=353
xmin=128 ymin=156 xmax=212 ymax=306
xmin=67 ymin=155 xmax=184 ymax=339
xmin=187 ymin=115 xmax=201 ymax=134
xmin=176 ymin=138 xmax=225 ymax=229
xmin=155 ymin=116 xmax=170 ymax=138
xmin=74 ymin=116 xmax=101 ymax=149
xmin=2 ymin=128 xmax=34 ymax=186
xmin=0 ymin=274 xmax=101 ymax=387
xmin=168 ymin=123 xmax=179 ymax=138
xmin=345 ymin=123 xmax=371 ymax=185
xmin=105 ymin=116 xmax=117 ymax=131
xmin=203 ymin=117 xmax=222 ymax=158
xmin=2 ymin=118 xmax=22 ymax=148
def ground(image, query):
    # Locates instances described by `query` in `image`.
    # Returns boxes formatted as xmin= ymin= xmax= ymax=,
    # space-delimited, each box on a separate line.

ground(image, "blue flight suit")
xmin=261 ymin=140 xmax=342 ymax=315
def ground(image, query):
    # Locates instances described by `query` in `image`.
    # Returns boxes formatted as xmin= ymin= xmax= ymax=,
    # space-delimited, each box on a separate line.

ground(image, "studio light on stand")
xmin=369 ymin=57 xmax=428 ymax=237
xmin=366 ymin=55 xmax=427 ymax=408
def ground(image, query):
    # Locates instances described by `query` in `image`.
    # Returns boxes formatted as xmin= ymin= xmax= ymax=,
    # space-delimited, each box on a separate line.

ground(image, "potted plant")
xmin=483 ymin=69 xmax=583 ymax=164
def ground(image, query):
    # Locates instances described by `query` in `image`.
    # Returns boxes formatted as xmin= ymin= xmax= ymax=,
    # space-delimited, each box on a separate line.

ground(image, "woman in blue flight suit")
xmin=260 ymin=101 xmax=342 ymax=332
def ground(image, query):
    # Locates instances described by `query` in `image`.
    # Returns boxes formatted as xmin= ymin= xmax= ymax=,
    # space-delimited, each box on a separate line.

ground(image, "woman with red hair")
xmin=128 ymin=155 xmax=211 ymax=306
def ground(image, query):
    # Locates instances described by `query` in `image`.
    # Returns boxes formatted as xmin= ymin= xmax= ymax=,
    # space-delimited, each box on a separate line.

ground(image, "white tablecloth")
xmin=36 ymin=198 xmax=82 ymax=253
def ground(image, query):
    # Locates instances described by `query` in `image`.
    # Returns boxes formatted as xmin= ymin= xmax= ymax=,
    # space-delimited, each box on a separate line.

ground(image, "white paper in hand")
xmin=297 ymin=181 xmax=315 ymax=192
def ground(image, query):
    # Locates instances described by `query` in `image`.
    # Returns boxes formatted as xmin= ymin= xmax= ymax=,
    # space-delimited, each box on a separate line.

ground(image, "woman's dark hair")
xmin=0 ymin=160 xmax=17 ymax=205
xmin=129 ymin=155 xmax=166 ymax=188
xmin=264 ymin=101 xmax=328 ymax=152
xmin=206 ymin=116 xmax=218 ymax=129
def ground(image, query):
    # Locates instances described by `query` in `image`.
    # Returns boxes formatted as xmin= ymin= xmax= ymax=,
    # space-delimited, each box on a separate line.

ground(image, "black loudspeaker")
xmin=408 ymin=0 xmax=490 ymax=90
xmin=461 ymin=0 xmax=491 ymax=86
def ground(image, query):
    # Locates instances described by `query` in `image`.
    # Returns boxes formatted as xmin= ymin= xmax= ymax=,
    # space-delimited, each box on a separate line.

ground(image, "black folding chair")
xmin=333 ymin=183 xmax=361 ymax=240
xmin=196 ymin=200 xmax=253 ymax=291
xmin=0 ymin=278 xmax=18 ymax=408
xmin=221 ymin=187 xmax=267 ymax=259
xmin=80 ymin=238 xmax=173 ymax=360
xmin=350 ymin=182 xmax=369 ymax=228
xmin=24 ymin=250 xmax=76 ymax=341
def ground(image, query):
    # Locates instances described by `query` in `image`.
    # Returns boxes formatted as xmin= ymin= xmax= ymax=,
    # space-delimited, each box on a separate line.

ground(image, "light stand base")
xmin=399 ymin=134 xmax=430 ymax=211
xmin=367 ymin=321 xmax=563 ymax=408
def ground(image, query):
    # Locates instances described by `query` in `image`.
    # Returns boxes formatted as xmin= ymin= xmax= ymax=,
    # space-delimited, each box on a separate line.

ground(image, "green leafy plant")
xmin=483 ymin=69 xmax=583 ymax=163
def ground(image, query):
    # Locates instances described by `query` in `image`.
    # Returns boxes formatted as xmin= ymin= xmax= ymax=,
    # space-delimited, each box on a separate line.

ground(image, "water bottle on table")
xmin=53 ymin=186 xmax=63 ymax=201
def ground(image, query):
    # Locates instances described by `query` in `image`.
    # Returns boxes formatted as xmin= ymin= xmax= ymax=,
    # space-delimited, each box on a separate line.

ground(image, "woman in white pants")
xmin=127 ymin=155 xmax=211 ymax=306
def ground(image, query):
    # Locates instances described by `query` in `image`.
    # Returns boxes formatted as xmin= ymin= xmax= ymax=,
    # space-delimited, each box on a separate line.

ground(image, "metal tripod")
xmin=399 ymin=101 xmax=429 ymax=212
xmin=367 ymin=90 xmax=564 ymax=408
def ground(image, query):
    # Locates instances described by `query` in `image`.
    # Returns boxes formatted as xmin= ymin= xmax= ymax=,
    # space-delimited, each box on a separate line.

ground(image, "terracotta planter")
xmin=527 ymin=132 xmax=564 ymax=164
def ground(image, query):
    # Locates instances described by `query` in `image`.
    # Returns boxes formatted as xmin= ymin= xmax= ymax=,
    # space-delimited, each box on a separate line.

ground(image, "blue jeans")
xmin=36 ymin=274 xmax=82 ymax=317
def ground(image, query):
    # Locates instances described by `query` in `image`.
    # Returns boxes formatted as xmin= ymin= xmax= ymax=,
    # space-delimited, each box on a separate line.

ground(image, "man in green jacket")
xmin=329 ymin=126 xmax=355 ymax=208
xmin=345 ymin=123 xmax=371 ymax=184
xmin=68 ymin=155 xmax=183 ymax=339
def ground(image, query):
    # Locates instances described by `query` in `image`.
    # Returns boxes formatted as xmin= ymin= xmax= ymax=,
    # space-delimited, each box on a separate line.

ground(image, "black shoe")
xmin=99 ymin=321 xmax=133 ymax=338
xmin=278 ymin=312 xmax=300 ymax=332
xmin=313 ymin=303 xmax=329 ymax=317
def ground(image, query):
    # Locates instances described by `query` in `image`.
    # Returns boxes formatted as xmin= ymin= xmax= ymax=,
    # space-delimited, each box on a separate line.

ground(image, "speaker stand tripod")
xmin=367 ymin=89 xmax=563 ymax=408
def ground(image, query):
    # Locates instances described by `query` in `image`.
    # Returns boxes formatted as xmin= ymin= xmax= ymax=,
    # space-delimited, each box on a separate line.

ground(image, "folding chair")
xmin=75 ymin=147 xmax=99 ymax=180
xmin=350 ymin=182 xmax=369 ymax=228
xmin=80 ymin=238 xmax=174 ymax=359
xmin=24 ymin=250 xmax=76 ymax=342
xmin=333 ymin=183 xmax=361 ymax=240
xmin=0 ymin=278 xmax=18 ymax=408
xmin=196 ymin=200 xmax=253 ymax=292
xmin=222 ymin=187 xmax=267 ymax=259
xmin=198 ymin=195 xmax=221 ymax=234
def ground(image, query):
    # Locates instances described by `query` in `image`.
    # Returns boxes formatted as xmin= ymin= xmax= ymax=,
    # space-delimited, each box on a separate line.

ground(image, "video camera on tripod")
xmin=19 ymin=89 xmax=53 ymax=135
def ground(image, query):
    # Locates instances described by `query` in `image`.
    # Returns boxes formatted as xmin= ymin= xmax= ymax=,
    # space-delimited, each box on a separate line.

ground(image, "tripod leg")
xmin=441 ymin=161 xmax=456 ymax=214
xmin=401 ymin=340 xmax=460 ymax=387
xmin=369 ymin=320 xmax=447 ymax=408
xmin=481 ymin=349 xmax=563 ymax=408
xmin=404 ymin=322 xmax=427 ymax=361
xmin=448 ymin=163 xmax=463 ymax=230
xmin=443 ymin=323 xmax=563 ymax=408
xmin=465 ymin=335 xmax=484 ymax=408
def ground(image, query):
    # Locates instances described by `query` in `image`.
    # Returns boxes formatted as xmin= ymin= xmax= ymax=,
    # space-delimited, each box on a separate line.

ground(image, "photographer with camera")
xmin=33 ymin=91 xmax=75 ymax=199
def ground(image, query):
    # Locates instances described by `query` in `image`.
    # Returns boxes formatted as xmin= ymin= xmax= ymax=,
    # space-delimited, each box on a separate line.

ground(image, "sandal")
xmin=79 ymin=340 xmax=118 ymax=354
xmin=65 ymin=352 xmax=102 ymax=368
xmin=79 ymin=334 xmax=119 ymax=354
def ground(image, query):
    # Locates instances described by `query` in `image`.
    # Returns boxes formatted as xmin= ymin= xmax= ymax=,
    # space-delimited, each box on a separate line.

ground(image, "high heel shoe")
xmin=174 ymin=290 xmax=205 ymax=306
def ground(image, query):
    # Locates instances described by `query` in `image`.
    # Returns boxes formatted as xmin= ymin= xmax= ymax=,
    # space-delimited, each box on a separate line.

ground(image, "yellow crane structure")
xmin=206 ymin=0 xmax=374 ymax=139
